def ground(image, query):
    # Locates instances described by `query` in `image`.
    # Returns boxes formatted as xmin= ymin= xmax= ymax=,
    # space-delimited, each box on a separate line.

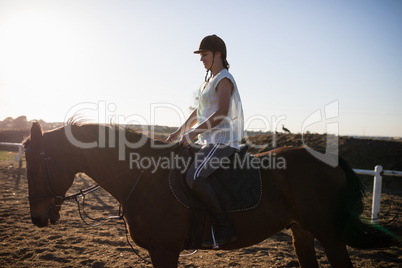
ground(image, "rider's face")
xmin=200 ymin=51 xmax=214 ymax=70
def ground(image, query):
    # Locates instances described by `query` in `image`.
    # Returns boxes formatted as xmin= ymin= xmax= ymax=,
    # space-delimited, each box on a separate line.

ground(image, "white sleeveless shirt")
xmin=196 ymin=69 xmax=244 ymax=149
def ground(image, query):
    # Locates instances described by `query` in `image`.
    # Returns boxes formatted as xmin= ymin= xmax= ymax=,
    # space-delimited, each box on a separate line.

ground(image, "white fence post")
xmin=371 ymin=165 xmax=383 ymax=224
xmin=353 ymin=165 xmax=402 ymax=224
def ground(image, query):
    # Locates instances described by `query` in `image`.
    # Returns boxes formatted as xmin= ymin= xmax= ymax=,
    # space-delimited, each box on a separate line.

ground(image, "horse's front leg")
xmin=148 ymin=247 xmax=180 ymax=268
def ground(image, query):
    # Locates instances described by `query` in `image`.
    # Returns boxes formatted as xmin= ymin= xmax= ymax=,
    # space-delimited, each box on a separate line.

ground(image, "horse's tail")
xmin=336 ymin=156 xmax=400 ymax=248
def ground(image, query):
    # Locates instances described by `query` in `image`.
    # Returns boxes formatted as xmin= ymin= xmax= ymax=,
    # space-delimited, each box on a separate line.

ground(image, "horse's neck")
xmin=76 ymin=149 xmax=136 ymax=204
xmin=77 ymin=146 xmax=163 ymax=204
xmin=67 ymin=125 xmax=169 ymax=203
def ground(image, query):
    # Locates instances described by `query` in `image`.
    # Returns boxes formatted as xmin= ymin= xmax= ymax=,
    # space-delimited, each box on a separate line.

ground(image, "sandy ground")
xmin=0 ymin=157 xmax=401 ymax=268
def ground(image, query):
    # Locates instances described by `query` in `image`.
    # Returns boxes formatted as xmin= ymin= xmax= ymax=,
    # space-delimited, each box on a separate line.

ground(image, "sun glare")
xmin=3 ymin=12 xmax=76 ymax=86
xmin=0 ymin=6 xmax=86 ymax=121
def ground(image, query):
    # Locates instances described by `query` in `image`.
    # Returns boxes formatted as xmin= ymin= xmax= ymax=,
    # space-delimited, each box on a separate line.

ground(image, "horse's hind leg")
xmin=313 ymin=230 xmax=354 ymax=268
xmin=291 ymin=224 xmax=319 ymax=268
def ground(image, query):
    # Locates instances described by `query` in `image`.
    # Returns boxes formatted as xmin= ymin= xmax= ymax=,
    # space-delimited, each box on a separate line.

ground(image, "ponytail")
xmin=223 ymin=58 xmax=230 ymax=70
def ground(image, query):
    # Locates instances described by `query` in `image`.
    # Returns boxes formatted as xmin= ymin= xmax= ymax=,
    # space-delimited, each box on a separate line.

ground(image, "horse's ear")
xmin=30 ymin=122 xmax=43 ymax=144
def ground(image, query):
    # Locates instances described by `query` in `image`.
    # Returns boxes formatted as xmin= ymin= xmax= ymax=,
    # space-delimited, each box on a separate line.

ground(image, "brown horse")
xmin=23 ymin=121 xmax=395 ymax=267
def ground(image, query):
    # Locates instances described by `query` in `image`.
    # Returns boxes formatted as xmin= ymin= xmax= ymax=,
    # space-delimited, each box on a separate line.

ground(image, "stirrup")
xmin=211 ymin=226 xmax=220 ymax=249
xmin=203 ymin=225 xmax=238 ymax=249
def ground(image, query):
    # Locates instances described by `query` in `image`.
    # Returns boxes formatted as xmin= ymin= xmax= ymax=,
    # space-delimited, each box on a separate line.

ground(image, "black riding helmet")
xmin=194 ymin=34 xmax=227 ymax=59
xmin=194 ymin=34 xmax=229 ymax=81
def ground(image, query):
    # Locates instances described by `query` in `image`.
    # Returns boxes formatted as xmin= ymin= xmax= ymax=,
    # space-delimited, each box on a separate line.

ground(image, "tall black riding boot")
xmin=192 ymin=178 xmax=238 ymax=248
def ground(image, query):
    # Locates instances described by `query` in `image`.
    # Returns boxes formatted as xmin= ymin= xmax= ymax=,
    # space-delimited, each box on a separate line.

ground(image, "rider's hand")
xmin=179 ymin=131 xmax=198 ymax=146
xmin=166 ymin=131 xmax=180 ymax=143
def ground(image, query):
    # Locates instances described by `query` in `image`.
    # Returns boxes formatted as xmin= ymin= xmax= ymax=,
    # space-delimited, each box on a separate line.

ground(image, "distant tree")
xmin=0 ymin=117 xmax=13 ymax=128
xmin=0 ymin=116 xmax=30 ymax=129
xmin=14 ymin=116 xmax=29 ymax=129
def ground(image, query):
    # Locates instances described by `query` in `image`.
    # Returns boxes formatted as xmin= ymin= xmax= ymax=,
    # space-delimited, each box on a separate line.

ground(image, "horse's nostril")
xmin=31 ymin=217 xmax=48 ymax=227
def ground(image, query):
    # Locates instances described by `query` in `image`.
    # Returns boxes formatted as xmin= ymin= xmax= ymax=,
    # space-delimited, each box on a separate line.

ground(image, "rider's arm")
xmin=180 ymin=78 xmax=233 ymax=145
xmin=166 ymin=109 xmax=198 ymax=142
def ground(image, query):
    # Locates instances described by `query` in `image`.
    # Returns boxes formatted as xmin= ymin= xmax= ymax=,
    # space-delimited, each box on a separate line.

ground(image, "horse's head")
xmin=24 ymin=122 xmax=75 ymax=227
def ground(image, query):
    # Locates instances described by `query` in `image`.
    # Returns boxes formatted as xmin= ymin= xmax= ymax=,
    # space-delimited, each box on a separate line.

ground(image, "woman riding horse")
xmin=166 ymin=34 xmax=244 ymax=247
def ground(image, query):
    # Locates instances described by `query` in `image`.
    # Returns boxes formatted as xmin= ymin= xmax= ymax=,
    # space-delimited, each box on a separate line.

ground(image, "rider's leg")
xmin=186 ymin=143 xmax=237 ymax=247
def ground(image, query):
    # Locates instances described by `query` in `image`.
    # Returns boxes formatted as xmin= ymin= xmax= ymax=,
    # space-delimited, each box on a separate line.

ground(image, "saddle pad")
xmin=168 ymin=153 xmax=262 ymax=213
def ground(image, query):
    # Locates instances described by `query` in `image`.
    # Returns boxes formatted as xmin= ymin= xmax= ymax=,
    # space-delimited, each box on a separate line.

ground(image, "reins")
xmin=72 ymin=170 xmax=149 ymax=263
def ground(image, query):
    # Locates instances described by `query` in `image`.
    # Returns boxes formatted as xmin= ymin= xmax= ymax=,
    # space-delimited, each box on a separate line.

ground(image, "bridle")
xmin=24 ymin=145 xmax=83 ymax=207
xmin=24 ymin=145 xmax=138 ymax=209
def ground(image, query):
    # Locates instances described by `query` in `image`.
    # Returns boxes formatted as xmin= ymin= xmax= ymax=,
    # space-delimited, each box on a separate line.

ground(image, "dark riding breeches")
xmin=186 ymin=143 xmax=236 ymax=189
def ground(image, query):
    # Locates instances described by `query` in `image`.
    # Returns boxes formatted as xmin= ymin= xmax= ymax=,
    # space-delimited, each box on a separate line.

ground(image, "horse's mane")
xmin=66 ymin=120 xmax=169 ymax=148
xmin=23 ymin=119 xmax=172 ymax=152
xmin=65 ymin=116 xmax=87 ymax=127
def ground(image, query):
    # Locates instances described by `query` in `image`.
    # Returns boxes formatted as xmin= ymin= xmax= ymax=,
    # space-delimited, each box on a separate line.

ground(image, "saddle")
xmin=168 ymin=144 xmax=262 ymax=213
xmin=168 ymin=144 xmax=262 ymax=249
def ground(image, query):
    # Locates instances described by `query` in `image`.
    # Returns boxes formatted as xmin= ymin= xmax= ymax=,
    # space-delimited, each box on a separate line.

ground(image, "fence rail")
xmin=353 ymin=166 xmax=402 ymax=223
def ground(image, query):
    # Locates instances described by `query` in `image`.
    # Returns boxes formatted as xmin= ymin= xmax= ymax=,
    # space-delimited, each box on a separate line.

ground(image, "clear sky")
xmin=0 ymin=0 xmax=401 ymax=137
